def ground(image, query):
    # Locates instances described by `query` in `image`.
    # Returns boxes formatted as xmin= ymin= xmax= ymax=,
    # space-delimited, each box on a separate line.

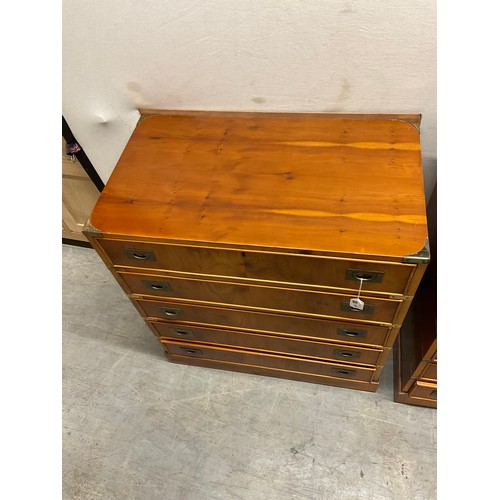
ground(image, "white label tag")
xmin=349 ymin=297 xmax=365 ymax=311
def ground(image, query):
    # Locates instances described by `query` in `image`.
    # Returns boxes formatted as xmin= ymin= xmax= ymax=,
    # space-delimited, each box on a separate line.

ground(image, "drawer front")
xmin=100 ymin=239 xmax=413 ymax=294
xmin=409 ymin=381 xmax=437 ymax=401
xmin=420 ymin=362 xmax=437 ymax=382
xmin=151 ymin=322 xmax=383 ymax=365
xmin=121 ymin=272 xmax=400 ymax=323
xmin=165 ymin=352 xmax=379 ymax=391
xmin=135 ymin=299 xmax=391 ymax=347
xmin=164 ymin=342 xmax=375 ymax=382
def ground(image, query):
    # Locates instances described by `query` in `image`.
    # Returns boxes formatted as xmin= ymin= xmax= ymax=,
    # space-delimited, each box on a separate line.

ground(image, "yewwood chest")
xmin=84 ymin=110 xmax=429 ymax=392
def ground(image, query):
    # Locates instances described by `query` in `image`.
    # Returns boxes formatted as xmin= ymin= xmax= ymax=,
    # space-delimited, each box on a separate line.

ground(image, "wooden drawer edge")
xmin=409 ymin=381 xmax=437 ymax=399
xmin=154 ymin=319 xmax=390 ymax=348
xmin=158 ymin=336 xmax=383 ymax=368
xmin=134 ymin=297 xmax=395 ymax=327
xmin=401 ymin=359 xmax=437 ymax=391
xmin=420 ymin=365 xmax=437 ymax=383
xmin=116 ymin=269 xmax=406 ymax=299
xmin=144 ymin=297 xmax=398 ymax=324
xmin=148 ymin=318 xmax=390 ymax=349
xmin=164 ymin=350 xmax=379 ymax=392
xmin=392 ymin=337 xmax=437 ymax=408
xmin=95 ymin=235 xmax=415 ymax=264
xmin=394 ymin=390 xmax=437 ymax=409
xmin=163 ymin=341 xmax=375 ymax=371
xmin=163 ymin=341 xmax=376 ymax=382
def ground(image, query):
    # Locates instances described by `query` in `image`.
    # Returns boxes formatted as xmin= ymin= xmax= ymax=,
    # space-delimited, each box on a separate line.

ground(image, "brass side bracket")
xmin=82 ymin=218 xmax=102 ymax=238
xmin=403 ymin=238 xmax=430 ymax=264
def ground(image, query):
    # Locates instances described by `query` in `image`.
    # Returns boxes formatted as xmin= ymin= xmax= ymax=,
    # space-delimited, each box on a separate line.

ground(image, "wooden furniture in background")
xmin=393 ymin=185 xmax=437 ymax=408
xmin=84 ymin=110 xmax=429 ymax=392
xmin=62 ymin=138 xmax=100 ymax=243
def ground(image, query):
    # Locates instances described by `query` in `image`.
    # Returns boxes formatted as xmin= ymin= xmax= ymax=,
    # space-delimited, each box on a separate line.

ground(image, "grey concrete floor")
xmin=63 ymin=244 xmax=437 ymax=500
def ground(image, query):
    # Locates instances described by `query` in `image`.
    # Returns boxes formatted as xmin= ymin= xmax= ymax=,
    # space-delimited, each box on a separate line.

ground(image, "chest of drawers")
xmin=84 ymin=110 xmax=429 ymax=392
xmin=394 ymin=293 xmax=437 ymax=407
xmin=394 ymin=185 xmax=436 ymax=407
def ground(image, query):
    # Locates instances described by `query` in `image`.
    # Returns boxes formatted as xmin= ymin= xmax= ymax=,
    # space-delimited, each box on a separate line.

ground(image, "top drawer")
xmin=98 ymin=239 xmax=414 ymax=295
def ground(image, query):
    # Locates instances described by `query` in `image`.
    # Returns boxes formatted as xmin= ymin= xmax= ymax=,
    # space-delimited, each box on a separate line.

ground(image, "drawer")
xmin=151 ymin=322 xmax=383 ymax=365
xmin=99 ymin=239 xmax=414 ymax=294
xmin=134 ymin=299 xmax=391 ymax=347
xmin=120 ymin=272 xmax=401 ymax=323
xmin=164 ymin=342 xmax=376 ymax=382
xmin=165 ymin=352 xmax=379 ymax=391
xmin=409 ymin=381 xmax=437 ymax=401
xmin=420 ymin=362 xmax=437 ymax=382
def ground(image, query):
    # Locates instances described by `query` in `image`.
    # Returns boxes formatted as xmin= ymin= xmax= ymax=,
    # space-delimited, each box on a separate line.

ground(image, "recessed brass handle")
xmin=169 ymin=328 xmax=195 ymax=338
xmin=123 ymin=248 xmax=157 ymax=262
xmin=357 ymin=273 xmax=373 ymax=280
xmin=345 ymin=269 xmax=384 ymax=283
xmin=143 ymin=281 xmax=172 ymax=292
xmin=337 ymin=328 xmax=368 ymax=338
xmin=334 ymin=349 xmax=360 ymax=359
xmin=160 ymin=307 xmax=183 ymax=317
xmin=179 ymin=347 xmax=202 ymax=356
xmin=333 ymin=368 xmax=356 ymax=377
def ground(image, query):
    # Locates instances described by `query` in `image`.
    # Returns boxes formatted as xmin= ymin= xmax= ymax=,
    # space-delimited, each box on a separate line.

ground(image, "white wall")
xmin=63 ymin=0 xmax=436 ymax=199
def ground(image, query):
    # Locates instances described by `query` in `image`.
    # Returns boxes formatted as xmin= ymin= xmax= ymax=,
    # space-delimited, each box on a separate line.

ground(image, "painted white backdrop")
xmin=62 ymin=0 xmax=436 ymax=199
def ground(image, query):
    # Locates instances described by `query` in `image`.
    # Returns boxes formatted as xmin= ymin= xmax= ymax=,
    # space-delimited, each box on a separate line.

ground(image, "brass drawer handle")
xmin=337 ymin=328 xmax=368 ymax=338
xmin=123 ymin=248 xmax=157 ymax=262
xmin=345 ymin=269 xmax=384 ymax=283
xmin=143 ymin=281 xmax=172 ymax=292
xmin=333 ymin=368 xmax=357 ymax=377
xmin=169 ymin=328 xmax=195 ymax=338
xmin=160 ymin=307 xmax=184 ymax=317
xmin=334 ymin=349 xmax=360 ymax=360
xmin=179 ymin=347 xmax=202 ymax=356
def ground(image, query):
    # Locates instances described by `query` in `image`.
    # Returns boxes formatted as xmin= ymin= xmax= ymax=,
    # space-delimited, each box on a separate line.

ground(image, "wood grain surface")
xmin=154 ymin=322 xmax=383 ymax=366
xmin=163 ymin=341 xmax=376 ymax=381
xmin=165 ymin=351 xmax=379 ymax=392
xmin=90 ymin=112 xmax=428 ymax=260
xmin=133 ymin=298 xmax=392 ymax=347
xmin=102 ymin=239 xmax=414 ymax=294
xmin=121 ymin=272 xmax=401 ymax=322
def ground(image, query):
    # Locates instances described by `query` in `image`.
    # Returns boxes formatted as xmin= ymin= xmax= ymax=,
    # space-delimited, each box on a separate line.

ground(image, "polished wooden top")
xmin=90 ymin=111 xmax=428 ymax=260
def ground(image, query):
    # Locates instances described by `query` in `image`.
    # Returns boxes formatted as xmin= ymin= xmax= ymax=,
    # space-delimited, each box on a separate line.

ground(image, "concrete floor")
xmin=62 ymin=244 xmax=437 ymax=500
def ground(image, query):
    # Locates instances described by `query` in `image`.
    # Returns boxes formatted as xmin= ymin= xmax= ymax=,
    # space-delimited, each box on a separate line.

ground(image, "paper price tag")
xmin=349 ymin=297 xmax=365 ymax=311
xmin=350 ymin=276 xmax=366 ymax=311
